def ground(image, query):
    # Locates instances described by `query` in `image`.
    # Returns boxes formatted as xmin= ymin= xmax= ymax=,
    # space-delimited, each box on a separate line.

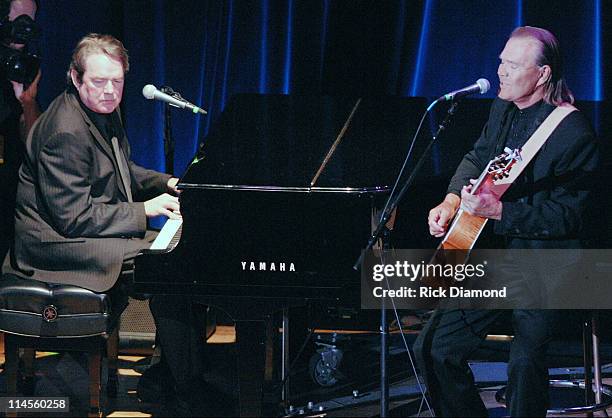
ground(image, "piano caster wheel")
xmin=309 ymin=348 xmax=343 ymax=387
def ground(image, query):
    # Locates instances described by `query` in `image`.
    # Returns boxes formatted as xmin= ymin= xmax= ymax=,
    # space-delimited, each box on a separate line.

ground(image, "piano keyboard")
xmin=150 ymin=218 xmax=183 ymax=250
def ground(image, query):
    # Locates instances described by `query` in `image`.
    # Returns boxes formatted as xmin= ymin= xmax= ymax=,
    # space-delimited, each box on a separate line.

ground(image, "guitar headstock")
xmin=487 ymin=147 xmax=522 ymax=183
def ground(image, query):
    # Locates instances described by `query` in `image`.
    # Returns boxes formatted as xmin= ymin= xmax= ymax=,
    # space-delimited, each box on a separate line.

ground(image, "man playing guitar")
xmin=414 ymin=26 xmax=598 ymax=417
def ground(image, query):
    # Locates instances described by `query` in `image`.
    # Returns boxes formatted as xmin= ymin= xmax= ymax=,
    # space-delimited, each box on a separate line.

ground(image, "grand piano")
xmin=133 ymin=93 xmax=439 ymax=415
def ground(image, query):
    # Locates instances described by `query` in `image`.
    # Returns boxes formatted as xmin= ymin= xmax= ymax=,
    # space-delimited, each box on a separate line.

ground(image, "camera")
xmin=0 ymin=13 xmax=40 ymax=85
xmin=0 ymin=44 xmax=39 ymax=85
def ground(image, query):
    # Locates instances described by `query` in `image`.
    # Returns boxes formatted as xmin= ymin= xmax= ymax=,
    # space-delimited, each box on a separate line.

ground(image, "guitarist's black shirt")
xmin=505 ymin=100 xmax=543 ymax=151
xmin=447 ymin=97 xmax=598 ymax=248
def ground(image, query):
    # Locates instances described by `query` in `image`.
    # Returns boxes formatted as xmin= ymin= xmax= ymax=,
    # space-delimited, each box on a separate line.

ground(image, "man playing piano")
xmin=2 ymin=33 xmax=206 ymax=415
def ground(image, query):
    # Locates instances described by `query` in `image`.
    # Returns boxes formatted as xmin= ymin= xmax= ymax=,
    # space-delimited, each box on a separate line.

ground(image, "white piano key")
xmin=150 ymin=218 xmax=183 ymax=250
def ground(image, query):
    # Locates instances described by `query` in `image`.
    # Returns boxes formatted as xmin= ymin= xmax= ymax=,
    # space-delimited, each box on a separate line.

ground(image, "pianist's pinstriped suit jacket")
xmin=2 ymin=91 xmax=171 ymax=292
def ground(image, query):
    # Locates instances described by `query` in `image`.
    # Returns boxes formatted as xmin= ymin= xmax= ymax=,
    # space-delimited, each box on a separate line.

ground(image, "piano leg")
xmin=235 ymin=319 xmax=269 ymax=417
xmin=281 ymin=308 xmax=290 ymax=403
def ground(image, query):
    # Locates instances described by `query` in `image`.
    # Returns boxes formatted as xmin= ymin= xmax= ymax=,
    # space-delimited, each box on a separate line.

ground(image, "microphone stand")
xmin=356 ymin=100 xmax=459 ymax=268
xmin=161 ymin=86 xmax=175 ymax=175
xmin=379 ymin=226 xmax=391 ymax=417
xmin=356 ymin=99 xmax=460 ymax=418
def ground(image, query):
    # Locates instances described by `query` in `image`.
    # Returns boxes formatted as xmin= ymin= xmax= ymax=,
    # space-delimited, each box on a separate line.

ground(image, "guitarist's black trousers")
xmin=413 ymin=309 xmax=556 ymax=417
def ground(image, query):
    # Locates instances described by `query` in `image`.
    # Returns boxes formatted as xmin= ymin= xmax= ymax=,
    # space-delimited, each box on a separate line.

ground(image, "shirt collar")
xmin=514 ymin=99 xmax=544 ymax=117
xmin=70 ymin=87 xmax=118 ymax=141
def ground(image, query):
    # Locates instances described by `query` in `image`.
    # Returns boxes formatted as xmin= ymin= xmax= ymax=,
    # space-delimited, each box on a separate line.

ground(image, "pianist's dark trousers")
xmin=122 ymin=230 xmax=206 ymax=391
xmin=413 ymin=309 xmax=555 ymax=417
xmin=148 ymin=295 xmax=206 ymax=389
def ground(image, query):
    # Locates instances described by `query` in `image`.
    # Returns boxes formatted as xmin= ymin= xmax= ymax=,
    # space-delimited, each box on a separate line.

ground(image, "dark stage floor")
xmin=2 ymin=327 xmax=612 ymax=417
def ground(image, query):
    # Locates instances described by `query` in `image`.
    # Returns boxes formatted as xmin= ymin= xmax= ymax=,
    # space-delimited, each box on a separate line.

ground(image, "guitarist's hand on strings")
xmin=460 ymin=179 xmax=503 ymax=220
xmin=428 ymin=193 xmax=460 ymax=237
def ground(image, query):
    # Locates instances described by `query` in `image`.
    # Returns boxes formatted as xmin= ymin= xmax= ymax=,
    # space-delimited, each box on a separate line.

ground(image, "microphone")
xmin=438 ymin=78 xmax=490 ymax=102
xmin=142 ymin=84 xmax=207 ymax=115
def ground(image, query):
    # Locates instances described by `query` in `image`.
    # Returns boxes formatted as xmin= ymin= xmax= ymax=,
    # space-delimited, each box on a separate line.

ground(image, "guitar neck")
xmin=470 ymin=161 xmax=493 ymax=194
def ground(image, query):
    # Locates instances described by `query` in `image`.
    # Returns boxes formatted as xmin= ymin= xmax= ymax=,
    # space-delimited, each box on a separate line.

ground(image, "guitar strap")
xmin=500 ymin=103 xmax=577 ymax=185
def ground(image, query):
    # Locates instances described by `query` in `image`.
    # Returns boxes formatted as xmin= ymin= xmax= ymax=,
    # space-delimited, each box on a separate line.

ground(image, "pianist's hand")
xmin=144 ymin=193 xmax=181 ymax=219
xmin=167 ymin=177 xmax=181 ymax=195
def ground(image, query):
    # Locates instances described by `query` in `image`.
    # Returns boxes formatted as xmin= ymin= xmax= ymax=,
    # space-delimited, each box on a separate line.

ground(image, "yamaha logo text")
xmin=241 ymin=261 xmax=296 ymax=272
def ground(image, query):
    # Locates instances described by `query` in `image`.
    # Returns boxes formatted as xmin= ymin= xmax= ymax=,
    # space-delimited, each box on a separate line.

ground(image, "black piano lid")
xmin=134 ymin=94 xmax=443 ymax=302
xmin=180 ymin=94 xmax=430 ymax=190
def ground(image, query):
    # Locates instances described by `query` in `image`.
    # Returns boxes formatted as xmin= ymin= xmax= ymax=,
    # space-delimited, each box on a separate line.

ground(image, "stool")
xmin=0 ymin=273 xmax=127 ymax=417
xmin=495 ymin=312 xmax=612 ymax=415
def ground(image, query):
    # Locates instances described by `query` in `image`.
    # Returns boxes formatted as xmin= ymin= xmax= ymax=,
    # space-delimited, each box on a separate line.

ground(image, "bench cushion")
xmin=0 ymin=274 xmax=126 ymax=338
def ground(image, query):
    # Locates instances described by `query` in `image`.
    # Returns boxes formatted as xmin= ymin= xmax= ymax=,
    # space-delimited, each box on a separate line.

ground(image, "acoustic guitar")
xmin=439 ymin=148 xmax=522 ymax=251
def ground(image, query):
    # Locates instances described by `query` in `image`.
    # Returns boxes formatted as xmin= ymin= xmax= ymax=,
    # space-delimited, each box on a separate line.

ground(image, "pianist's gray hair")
xmin=67 ymin=33 xmax=129 ymax=85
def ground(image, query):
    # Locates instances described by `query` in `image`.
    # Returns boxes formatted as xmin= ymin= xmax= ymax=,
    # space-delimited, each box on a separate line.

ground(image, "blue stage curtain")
xmin=34 ymin=0 xmax=608 ymax=177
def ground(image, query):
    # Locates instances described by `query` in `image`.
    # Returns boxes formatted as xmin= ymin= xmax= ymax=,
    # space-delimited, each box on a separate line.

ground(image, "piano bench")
xmin=0 ymin=273 xmax=126 ymax=418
